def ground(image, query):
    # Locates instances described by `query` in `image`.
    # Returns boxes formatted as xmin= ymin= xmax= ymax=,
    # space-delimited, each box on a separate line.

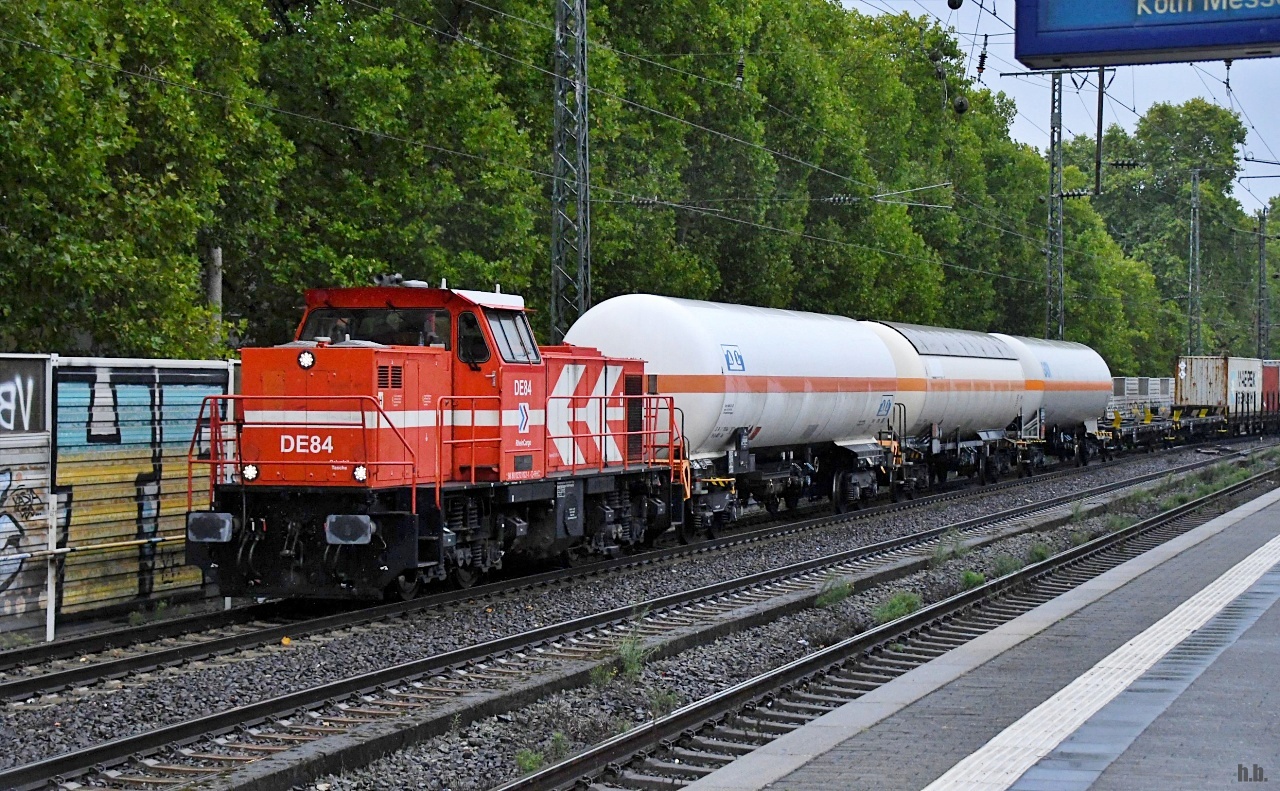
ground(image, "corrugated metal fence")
xmin=0 ymin=354 xmax=235 ymax=635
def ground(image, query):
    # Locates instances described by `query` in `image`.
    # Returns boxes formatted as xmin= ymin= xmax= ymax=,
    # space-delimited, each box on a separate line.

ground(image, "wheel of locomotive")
xmin=784 ymin=493 xmax=801 ymax=511
xmin=386 ymin=569 xmax=421 ymax=601
xmin=450 ymin=564 xmax=481 ymax=589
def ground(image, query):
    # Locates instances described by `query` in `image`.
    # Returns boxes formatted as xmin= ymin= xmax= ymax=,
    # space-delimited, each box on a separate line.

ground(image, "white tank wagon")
xmin=566 ymin=295 xmax=902 ymax=520
xmin=566 ymin=294 xmax=1117 ymax=527
xmin=993 ymin=334 xmax=1112 ymax=430
xmin=864 ymin=322 xmax=1026 ymax=437
xmin=566 ymin=294 xmax=900 ymax=457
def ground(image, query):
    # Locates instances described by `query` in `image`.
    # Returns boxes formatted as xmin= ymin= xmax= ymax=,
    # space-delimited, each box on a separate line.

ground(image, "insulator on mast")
xmin=735 ymin=49 xmax=745 ymax=90
xmin=976 ymin=35 xmax=988 ymax=82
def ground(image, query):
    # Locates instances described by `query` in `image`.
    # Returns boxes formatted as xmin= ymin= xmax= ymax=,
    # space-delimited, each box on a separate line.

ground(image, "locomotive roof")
xmin=304 ymin=286 xmax=525 ymax=311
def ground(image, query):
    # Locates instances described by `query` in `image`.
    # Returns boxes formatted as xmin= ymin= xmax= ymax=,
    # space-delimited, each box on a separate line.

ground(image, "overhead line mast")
xmin=1002 ymin=67 xmax=1111 ymax=342
xmin=550 ymin=0 xmax=591 ymax=344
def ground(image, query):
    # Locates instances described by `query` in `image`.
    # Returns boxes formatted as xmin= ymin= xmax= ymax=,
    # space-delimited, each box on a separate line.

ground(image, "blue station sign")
xmin=1016 ymin=0 xmax=1280 ymax=68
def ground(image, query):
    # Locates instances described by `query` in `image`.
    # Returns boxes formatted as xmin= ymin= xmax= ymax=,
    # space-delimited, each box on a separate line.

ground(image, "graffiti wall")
xmin=54 ymin=360 xmax=233 ymax=615
xmin=0 ymin=355 xmax=53 ymax=626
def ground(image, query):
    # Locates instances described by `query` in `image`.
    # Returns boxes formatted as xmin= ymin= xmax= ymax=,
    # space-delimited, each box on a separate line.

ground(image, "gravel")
xmin=0 ymin=446 xmax=1252 ymax=770
xmin=304 ymin=525 xmax=1095 ymax=791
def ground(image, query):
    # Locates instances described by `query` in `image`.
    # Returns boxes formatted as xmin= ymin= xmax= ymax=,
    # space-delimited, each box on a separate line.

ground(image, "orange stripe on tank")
xmin=655 ymin=374 xmax=1112 ymax=395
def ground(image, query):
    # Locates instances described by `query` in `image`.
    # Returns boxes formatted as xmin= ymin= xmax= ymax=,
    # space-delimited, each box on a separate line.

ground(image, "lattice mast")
xmin=550 ymin=0 xmax=591 ymax=344
xmin=1046 ymin=72 xmax=1065 ymax=341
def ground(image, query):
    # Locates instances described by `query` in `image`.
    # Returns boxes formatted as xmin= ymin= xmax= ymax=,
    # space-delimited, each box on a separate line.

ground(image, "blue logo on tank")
xmin=722 ymin=345 xmax=746 ymax=372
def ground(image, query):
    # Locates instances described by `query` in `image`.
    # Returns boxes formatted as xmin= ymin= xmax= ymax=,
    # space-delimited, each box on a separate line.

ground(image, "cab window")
xmin=300 ymin=308 xmax=451 ymax=348
xmin=457 ymin=312 xmax=490 ymax=364
xmin=486 ymin=310 xmax=541 ymax=364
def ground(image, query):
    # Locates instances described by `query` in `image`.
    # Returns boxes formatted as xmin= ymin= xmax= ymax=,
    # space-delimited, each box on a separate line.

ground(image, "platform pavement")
xmin=682 ymin=487 xmax=1280 ymax=791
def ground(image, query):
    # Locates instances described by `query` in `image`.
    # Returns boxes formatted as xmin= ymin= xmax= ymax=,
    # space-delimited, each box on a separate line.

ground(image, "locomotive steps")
xmin=17 ymin=449 xmax=1267 ymax=791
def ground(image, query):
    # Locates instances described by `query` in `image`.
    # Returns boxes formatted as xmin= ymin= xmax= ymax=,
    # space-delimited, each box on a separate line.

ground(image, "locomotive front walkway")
xmin=683 ymin=487 xmax=1280 ymax=791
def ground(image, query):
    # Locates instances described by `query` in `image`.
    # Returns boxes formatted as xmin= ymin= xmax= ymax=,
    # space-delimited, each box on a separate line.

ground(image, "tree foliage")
xmin=0 ymin=1 xmax=1266 ymax=376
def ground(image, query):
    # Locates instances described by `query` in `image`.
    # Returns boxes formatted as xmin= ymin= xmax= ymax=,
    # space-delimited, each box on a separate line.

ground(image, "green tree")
xmin=0 ymin=0 xmax=289 ymax=357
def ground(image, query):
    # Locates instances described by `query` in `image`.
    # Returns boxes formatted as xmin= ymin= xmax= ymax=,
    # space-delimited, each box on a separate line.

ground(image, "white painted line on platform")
xmin=681 ymin=486 xmax=1280 ymax=791
xmin=922 ymin=515 xmax=1280 ymax=791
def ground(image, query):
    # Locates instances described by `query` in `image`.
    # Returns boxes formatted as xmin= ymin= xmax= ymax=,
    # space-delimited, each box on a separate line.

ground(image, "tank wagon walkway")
xmin=683 ymin=488 xmax=1280 ymax=791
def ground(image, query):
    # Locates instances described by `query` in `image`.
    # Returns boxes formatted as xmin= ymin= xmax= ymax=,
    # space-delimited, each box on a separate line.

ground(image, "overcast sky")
xmin=843 ymin=0 xmax=1280 ymax=211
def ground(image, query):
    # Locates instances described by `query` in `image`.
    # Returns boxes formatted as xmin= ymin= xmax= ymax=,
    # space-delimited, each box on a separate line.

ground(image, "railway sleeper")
xmin=684 ymin=735 xmax=760 ymax=755
xmin=707 ymin=726 xmax=774 ymax=745
xmin=884 ymin=645 xmax=947 ymax=661
xmin=768 ymin=698 xmax=840 ymax=715
xmin=733 ymin=715 xmax=802 ymax=734
xmin=137 ymin=760 xmax=216 ymax=776
xmin=865 ymin=654 xmax=924 ymax=671
xmin=665 ymin=746 xmax=737 ymax=766
xmin=746 ymin=706 xmax=813 ymax=725
xmin=616 ymin=769 xmax=698 ymax=791
xmin=101 ymin=771 xmax=183 ymax=786
xmin=637 ymin=758 xmax=716 ymax=779
xmin=790 ymin=689 xmax=856 ymax=706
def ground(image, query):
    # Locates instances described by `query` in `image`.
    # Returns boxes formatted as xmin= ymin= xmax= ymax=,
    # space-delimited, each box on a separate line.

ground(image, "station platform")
xmin=686 ymin=487 xmax=1280 ymax=791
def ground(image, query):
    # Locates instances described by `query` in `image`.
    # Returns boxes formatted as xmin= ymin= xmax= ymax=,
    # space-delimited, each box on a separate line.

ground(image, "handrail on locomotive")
xmin=186 ymin=394 xmax=420 ymax=511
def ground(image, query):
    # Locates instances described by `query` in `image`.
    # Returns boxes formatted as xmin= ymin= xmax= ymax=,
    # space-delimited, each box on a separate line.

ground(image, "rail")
xmin=186 ymin=394 xmax=420 ymax=513
xmin=0 ymin=452 xmax=1264 ymax=789
xmin=496 ymin=466 xmax=1280 ymax=791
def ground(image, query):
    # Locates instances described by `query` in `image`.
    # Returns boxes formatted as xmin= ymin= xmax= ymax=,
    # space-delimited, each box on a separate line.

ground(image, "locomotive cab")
xmin=186 ymin=283 xmax=684 ymax=598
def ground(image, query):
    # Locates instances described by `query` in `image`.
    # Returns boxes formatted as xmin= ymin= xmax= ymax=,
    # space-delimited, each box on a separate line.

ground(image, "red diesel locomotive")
xmin=185 ymin=281 xmax=686 ymax=598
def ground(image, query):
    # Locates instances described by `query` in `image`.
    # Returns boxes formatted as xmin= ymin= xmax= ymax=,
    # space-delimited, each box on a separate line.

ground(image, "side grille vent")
xmin=377 ymin=366 xmax=405 ymax=389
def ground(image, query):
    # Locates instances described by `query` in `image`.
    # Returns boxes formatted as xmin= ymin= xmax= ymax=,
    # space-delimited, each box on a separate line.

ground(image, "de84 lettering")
xmin=281 ymin=434 xmax=334 ymax=454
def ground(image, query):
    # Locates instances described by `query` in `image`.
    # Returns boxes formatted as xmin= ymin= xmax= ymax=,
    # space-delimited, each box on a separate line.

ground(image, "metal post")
xmin=1047 ymin=72 xmax=1065 ymax=340
xmin=1260 ymin=209 xmax=1270 ymax=359
xmin=208 ymin=246 xmax=223 ymax=346
xmin=549 ymin=0 xmax=591 ymax=344
xmin=45 ymin=491 xmax=57 ymax=642
xmin=1094 ymin=66 xmax=1105 ymax=196
xmin=1189 ymin=169 xmax=1202 ymax=355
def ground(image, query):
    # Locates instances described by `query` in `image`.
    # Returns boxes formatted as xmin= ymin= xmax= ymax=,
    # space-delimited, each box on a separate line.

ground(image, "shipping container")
xmin=1174 ymin=356 xmax=1262 ymax=411
xmin=1263 ymin=360 xmax=1280 ymax=412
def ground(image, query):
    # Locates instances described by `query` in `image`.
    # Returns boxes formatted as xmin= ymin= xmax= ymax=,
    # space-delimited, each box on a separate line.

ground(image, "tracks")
xmin=0 ymin=451 xmax=1258 ymax=790
xmin=498 ymin=469 xmax=1279 ymax=791
xmin=0 ymin=448 xmax=1243 ymax=706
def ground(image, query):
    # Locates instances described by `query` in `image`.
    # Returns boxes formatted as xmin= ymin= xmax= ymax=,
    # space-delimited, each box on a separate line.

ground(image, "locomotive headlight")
xmin=298 ymin=350 xmax=316 ymax=369
xmin=353 ymin=465 xmax=369 ymax=483
xmin=242 ymin=464 xmax=260 ymax=482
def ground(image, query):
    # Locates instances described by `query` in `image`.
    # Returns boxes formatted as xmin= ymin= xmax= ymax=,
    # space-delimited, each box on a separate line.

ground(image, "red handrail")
xmin=544 ymin=394 xmax=683 ymax=474
xmin=186 ymin=394 xmax=419 ymax=512
xmin=434 ymin=395 xmax=504 ymax=507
